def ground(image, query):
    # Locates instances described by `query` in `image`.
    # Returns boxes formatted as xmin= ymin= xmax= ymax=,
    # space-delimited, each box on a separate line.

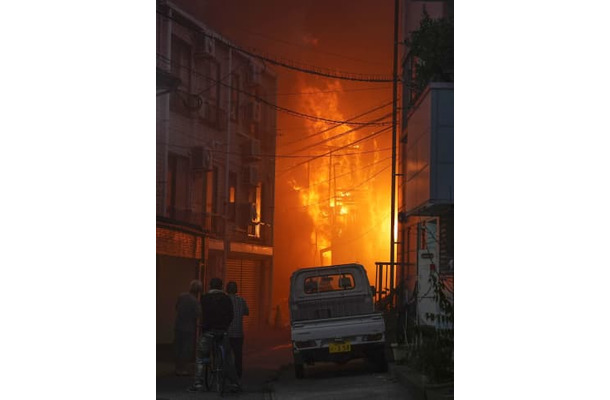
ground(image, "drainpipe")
xmin=222 ymin=48 xmax=233 ymax=282
xmin=161 ymin=8 xmax=172 ymax=216
xmin=390 ymin=0 xmax=399 ymax=306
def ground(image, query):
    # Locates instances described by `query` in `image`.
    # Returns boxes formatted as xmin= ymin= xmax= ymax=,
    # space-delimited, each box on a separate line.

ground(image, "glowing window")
xmin=304 ymin=274 xmax=354 ymax=294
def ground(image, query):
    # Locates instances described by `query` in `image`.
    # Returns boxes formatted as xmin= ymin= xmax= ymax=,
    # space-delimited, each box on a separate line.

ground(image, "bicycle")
xmin=204 ymin=330 xmax=228 ymax=395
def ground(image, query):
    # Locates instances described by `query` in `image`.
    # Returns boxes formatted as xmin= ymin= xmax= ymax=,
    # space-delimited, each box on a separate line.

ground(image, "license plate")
xmin=329 ymin=341 xmax=351 ymax=353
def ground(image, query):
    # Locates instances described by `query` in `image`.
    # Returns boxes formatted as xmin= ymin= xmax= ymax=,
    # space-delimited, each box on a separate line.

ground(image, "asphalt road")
xmin=156 ymin=328 xmax=410 ymax=400
xmin=156 ymin=328 xmax=293 ymax=400
xmin=269 ymin=359 xmax=410 ymax=400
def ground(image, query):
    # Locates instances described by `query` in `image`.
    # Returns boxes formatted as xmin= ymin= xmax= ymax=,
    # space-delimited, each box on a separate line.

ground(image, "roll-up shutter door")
xmin=226 ymin=258 xmax=261 ymax=334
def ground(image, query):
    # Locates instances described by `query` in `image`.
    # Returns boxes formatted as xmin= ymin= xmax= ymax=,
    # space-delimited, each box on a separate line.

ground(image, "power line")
xmin=278 ymin=125 xmax=393 ymax=175
xmin=159 ymin=141 xmax=391 ymax=159
xmin=332 ymin=213 xmax=391 ymax=247
xmin=286 ymin=163 xmax=392 ymax=210
xmin=157 ymin=53 xmax=391 ymax=127
xmin=290 ymin=155 xmax=393 ymax=190
xmin=276 ymin=86 xmax=392 ymax=96
xmin=287 ymin=112 xmax=393 ymax=156
xmin=279 ymin=100 xmax=393 ymax=150
xmin=228 ymin=26 xmax=388 ymax=67
xmin=157 ymin=8 xmax=395 ymax=83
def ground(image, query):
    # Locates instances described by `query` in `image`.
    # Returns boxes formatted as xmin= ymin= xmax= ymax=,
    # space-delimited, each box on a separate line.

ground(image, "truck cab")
xmin=289 ymin=263 xmax=387 ymax=378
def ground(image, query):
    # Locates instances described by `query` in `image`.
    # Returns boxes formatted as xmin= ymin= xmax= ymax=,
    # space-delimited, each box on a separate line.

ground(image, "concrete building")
xmin=156 ymin=1 xmax=277 ymax=353
xmin=397 ymin=0 xmax=453 ymax=328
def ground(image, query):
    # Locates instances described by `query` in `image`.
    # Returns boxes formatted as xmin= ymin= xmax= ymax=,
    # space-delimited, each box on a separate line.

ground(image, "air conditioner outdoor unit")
xmin=246 ymin=63 xmax=262 ymax=86
xmin=245 ymin=138 xmax=261 ymax=162
xmin=253 ymin=102 xmax=262 ymax=122
xmin=246 ymin=102 xmax=261 ymax=123
xmin=250 ymin=139 xmax=261 ymax=158
xmin=249 ymin=202 xmax=258 ymax=222
xmin=191 ymin=146 xmax=213 ymax=171
xmin=204 ymin=36 xmax=215 ymax=57
xmin=194 ymin=33 xmax=215 ymax=58
xmin=243 ymin=165 xmax=259 ymax=186
xmin=198 ymin=100 xmax=209 ymax=120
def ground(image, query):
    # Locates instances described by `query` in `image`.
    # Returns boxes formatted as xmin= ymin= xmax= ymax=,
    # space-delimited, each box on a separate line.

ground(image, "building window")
xmin=228 ymin=172 xmax=237 ymax=222
xmin=170 ymin=36 xmax=192 ymax=114
xmin=171 ymin=36 xmax=191 ymax=89
xmin=166 ymin=153 xmax=189 ymax=219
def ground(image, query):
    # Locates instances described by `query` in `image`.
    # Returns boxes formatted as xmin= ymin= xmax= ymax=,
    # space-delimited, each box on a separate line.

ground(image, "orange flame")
xmin=284 ymin=80 xmax=391 ymax=281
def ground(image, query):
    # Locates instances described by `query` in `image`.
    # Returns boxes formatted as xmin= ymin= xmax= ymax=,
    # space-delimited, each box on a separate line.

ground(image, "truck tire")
xmin=367 ymin=348 xmax=388 ymax=372
xmin=294 ymin=362 xmax=305 ymax=379
xmin=375 ymin=351 xmax=388 ymax=372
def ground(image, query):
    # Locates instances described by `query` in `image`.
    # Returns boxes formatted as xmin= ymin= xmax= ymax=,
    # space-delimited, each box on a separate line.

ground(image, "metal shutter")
xmin=226 ymin=258 xmax=261 ymax=335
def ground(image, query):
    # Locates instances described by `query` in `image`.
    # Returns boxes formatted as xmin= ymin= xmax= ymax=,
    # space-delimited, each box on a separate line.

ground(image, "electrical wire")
xmin=288 ymin=155 xmax=393 ymax=190
xmin=227 ymin=26 xmax=388 ymax=67
xmin=278 ymin=125 xmax=392 ymax=175
xmin=276 ymin=86 xmax=392 ymax=96
xmin=280 ymin=100 xmax=393 ymax=150
xmin=331 ymin=213 xmax=391 ymax=247
xmin=157 ymin=9 xmax=396 ymax=83
xmin=286 ymin=162 xmax=392 ymax=210
xmin=157 ymin=53 xmax=392 ymax=127
xmin=158 ymin=141 xmax=391 ymax=159
xmin=287 ymin=112 xmax=393 ymax=156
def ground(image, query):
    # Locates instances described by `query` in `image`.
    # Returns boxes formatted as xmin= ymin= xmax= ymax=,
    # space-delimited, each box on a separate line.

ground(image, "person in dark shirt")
xmin=226 ymin=281 xmax=249 ymax=378
xmin=174 ymin=280 xmax=202 ymax=376
xmin=188 ymin=277 xmax=241 ymax=393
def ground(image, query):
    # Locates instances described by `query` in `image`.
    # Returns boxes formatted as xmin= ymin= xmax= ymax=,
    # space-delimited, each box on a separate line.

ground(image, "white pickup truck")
xmin=289 ymin=263 xmax=387 ymax=378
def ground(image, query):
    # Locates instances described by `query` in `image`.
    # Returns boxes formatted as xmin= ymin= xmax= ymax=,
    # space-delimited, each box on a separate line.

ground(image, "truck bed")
xmin=291 ymin=312 xmax=385 ymax=344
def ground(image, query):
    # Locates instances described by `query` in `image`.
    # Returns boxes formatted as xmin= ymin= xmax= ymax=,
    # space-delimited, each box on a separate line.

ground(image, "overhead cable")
xmin=157 ymin=53 xmax=391 ymax=127
xmin=157 ymin=9 xmax=395 ymax=83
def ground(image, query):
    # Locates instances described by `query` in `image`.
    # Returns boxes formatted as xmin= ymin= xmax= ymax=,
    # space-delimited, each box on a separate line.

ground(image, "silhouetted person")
xmin=226 ymin=281 xmax=249 ymax=378
xmin=174 ymin=280 xmax=202 ymax=376
xmin=188 ymin=277 xmax=241 ymax=393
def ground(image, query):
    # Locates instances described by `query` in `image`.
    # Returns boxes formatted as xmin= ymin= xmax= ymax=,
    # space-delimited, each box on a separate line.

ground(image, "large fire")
xmin=273 ymin=79 xmax=392 ymax=315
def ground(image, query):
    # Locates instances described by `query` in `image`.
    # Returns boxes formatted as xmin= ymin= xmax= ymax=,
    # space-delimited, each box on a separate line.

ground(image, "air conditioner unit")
xmin=198 ymin=100 xmax=209 ymax=120
xmin=244 ymin=138 xmax=261 ymax=162
xmin=246 ymin=102 xmax=262 ymax=123
xmin=243 ymin=165 xmax=259 ymax=186
xmin=250 ymin=139 xmax=261 ymax=158
xmin=194 ymin=34 xmax=215 ymax=58
xmin=191 ymin=146 xmax=213 ymax=170
xmin=237 ymin=202 xmax=257 ymax=229
xmin=253 ymin=102 xmax=262 ymax=123
xmin=201 ymin=100 xmax=218 ymax=126
xmin=204 ymin=37 xmax=215 ymax=57
xmin=245 ymin=62 xmax=262 ymax=86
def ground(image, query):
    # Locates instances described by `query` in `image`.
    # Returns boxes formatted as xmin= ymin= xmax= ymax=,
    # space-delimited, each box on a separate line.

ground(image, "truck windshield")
xmin=304 ymin=274 xmax=354 ymax=294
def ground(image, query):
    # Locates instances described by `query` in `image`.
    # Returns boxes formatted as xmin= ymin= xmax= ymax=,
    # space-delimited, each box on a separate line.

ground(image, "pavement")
xmin=388 ymin=362 xmax=454 ymax=400
xmin=157 ymin=328 xmax=453 ymax=400
xmin=157 ymin=327 xmax=292 ymax=399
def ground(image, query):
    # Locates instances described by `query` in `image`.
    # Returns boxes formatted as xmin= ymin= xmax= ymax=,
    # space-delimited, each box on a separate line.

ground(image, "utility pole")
xmin=389 ymin=0 xmax=399 ymax=304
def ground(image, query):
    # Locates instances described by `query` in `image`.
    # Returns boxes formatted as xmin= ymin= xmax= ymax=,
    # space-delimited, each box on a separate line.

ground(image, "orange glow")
xmin=277 ymin=79 xmax=391 ymax=285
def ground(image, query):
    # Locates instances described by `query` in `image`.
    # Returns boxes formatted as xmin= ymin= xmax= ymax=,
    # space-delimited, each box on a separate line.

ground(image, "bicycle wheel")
xmin=204 ymin=362 xmax=213 ymax=391
xmin=214 ymin=344 xmax=226 ymax=395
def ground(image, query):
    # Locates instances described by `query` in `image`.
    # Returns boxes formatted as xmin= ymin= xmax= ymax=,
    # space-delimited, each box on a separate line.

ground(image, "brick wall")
xmin=156 ymin=226 xmax=203 ymax=259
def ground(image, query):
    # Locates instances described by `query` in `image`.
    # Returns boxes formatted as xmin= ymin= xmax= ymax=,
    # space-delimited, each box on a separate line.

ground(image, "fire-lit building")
xmin=156 ymin=1 xmax=277 ymax=352
xmin=397 ymin=0 xmax=454 ymax=327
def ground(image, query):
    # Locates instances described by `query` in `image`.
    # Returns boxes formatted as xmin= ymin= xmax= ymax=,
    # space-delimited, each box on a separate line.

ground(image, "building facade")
xmin=397 ymin=0 xmax=453 ymax=329
xmin=156 ymin=1 xmax=277 ymax=350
